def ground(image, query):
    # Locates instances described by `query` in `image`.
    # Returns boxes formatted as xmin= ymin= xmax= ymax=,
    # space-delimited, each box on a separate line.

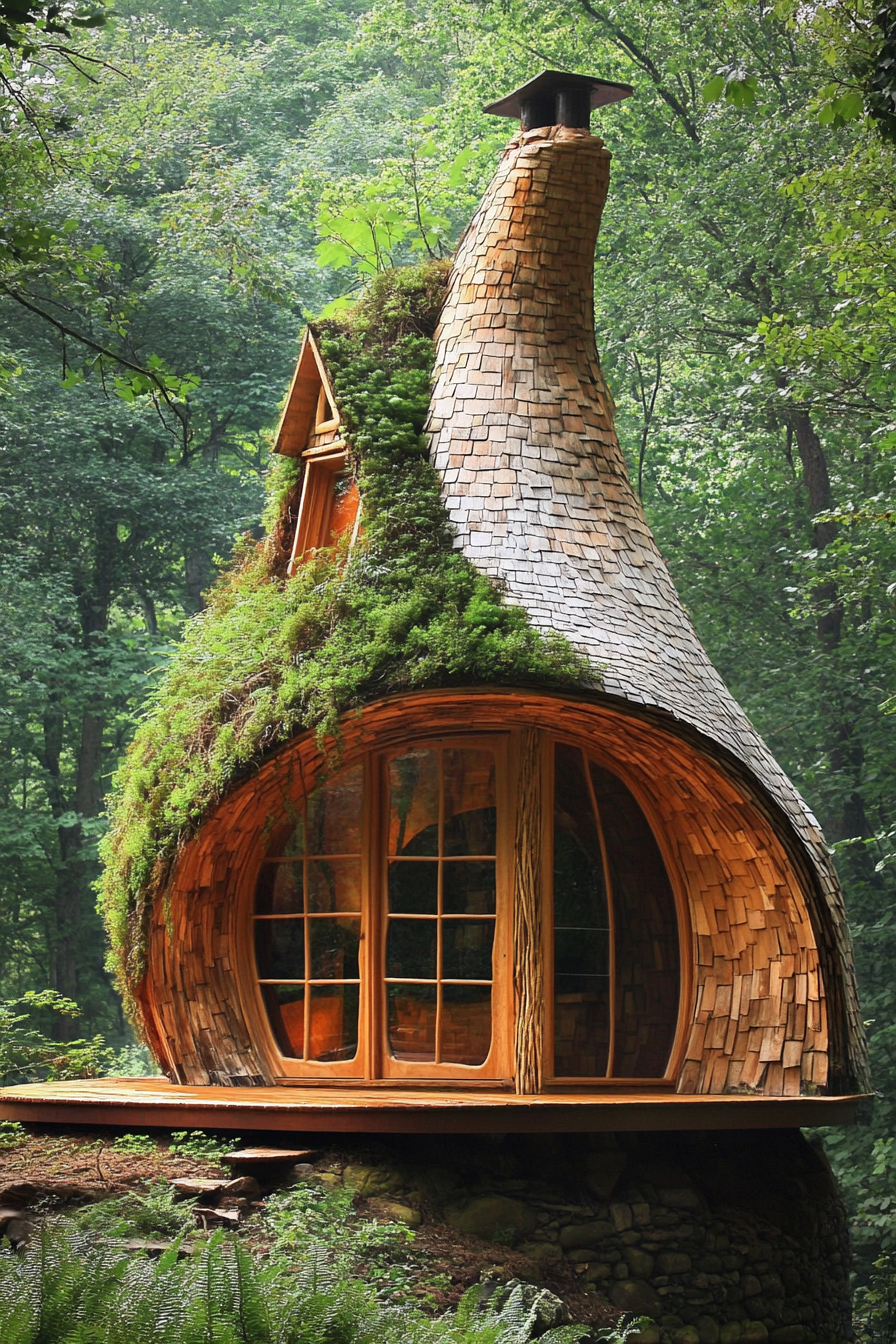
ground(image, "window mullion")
xmin=302 ymin=854 xmax=311 ymax=1062
xmin=513 ymin=727 xmax=544 ymax=1094
xmin=435 ymin=748 xmax=444 ymax=1066
xmin=584 ymin=750 xmax=616 ymax=1079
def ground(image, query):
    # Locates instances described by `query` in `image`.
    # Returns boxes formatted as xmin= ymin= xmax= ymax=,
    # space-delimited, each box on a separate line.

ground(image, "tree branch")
xmin=0 ymin=282 xmax=187 ymax=421
xmin=576 ymin=0 xmax=702 ymax=142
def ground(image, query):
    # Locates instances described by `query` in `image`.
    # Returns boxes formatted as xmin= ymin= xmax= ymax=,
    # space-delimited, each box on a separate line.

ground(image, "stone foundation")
xmin=323 ymin=1128 xmax=851 ymax=1343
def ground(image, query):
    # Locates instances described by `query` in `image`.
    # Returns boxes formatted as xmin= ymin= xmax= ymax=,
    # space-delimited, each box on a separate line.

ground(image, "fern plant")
xmin=74 ymin=1183 xmax=195 ymax=1240
xmin=0 ymin=1220 xmax=643 ymax=1344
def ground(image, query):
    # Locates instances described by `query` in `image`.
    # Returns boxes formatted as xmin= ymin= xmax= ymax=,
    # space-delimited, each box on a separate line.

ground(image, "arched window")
xmin=550 ymin=743 xmax=680 ymax=1081
xmin=250 ymin=731 xmax=682 ymax=1086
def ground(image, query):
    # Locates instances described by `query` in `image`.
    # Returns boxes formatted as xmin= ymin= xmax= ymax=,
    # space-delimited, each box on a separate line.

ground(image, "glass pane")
xmin=553 ymin=743 xmax=610 ymax=1077
xmin=309 ymin=917 xmax=360 ymax=980
xmin=441 ymin=984 xmax=492 ymax=1065
xmin=442 ymin=919 xmax=494 ymax=981
xmin=388 ymin=859 xmax=438 ymax=914
xmin=388 ymin=749 xmax=439 ymax=856
xmin=306 ymin=763 xmax=363 ymax=855
xmin=387 ymin=984 xmax=436 ymax=1061
xmin=329 ymin=475 xmax=360 ymax=542
xmin=554 ymin=927 xmax=609 ymax=986
xmin=554 ymin=984 xmax=611 ymax=1078
xmin=255 ymin=918 xmax=304 ymax=981
xmin=262 ymin=985 xmax=304 ymax=1058
xmin=308 ymin=984 xmax=359 ymax=1062
xmin=443 ymin=860 xmax=496 ymax=914
xmin=443 ymin=749 xmax=497 ymax=855
xmin=386 ymin=918 xmax=437 ymax=979
xmin=590 ymin=762 xmax=680 ymax=1078
xmin=269 ymin=815 xmax=304 ymax=858
xmin=255 ymin=863 xmax=303 ymax=915
xmin=307 ymin=859 xmax=361 ymax=913
xmin=554 ymin=743 xmax=608 ymax=927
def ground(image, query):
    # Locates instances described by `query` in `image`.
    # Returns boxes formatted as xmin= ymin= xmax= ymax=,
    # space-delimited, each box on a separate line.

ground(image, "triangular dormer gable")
xmin=274 ymin=328 xmax=340 ymax=457
xmin=274 ymin=328 xmax=359 ymax=574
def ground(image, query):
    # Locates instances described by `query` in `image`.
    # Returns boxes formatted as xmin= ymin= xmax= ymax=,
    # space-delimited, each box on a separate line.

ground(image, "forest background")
xmin=1 ymin=0 xmax=895 ymax=1279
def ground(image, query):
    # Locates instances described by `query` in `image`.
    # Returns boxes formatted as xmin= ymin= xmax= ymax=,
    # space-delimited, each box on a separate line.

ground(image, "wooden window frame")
xmin=375 ymin=736 xmax=513 ymax=1083
xmin=542 ymin=735 xmax=691 ymax=1089
xmin=287 ymin=444 xmax=361 ymax=575
xmin=242 ymin=733 xmax=514 ymax=1086
xmin=238 ymin=723 xmax=690 ymax=1091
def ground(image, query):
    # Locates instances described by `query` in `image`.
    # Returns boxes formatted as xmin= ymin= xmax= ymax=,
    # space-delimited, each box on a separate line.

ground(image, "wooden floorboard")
xmin=0 ymin=1079 xmax=866 ymax=1133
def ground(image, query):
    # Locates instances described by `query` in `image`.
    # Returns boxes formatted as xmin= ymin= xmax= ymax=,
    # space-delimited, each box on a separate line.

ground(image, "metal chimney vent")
xmin=483 ymin=69 xmax=633 ymax=131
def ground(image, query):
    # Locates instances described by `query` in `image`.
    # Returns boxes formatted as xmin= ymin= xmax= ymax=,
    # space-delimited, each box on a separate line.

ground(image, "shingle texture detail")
xmin=427 ymin=125 xmax=868 ymax=1092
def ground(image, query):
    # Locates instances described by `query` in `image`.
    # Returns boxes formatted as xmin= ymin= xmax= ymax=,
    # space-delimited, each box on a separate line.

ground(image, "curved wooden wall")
xmin=138 ymin=690 xmax=834 ymax=1098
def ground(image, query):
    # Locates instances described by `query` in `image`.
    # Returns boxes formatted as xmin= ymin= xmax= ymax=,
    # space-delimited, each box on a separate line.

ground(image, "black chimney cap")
xmin=483 ymin=69 xmax=633 ymax=130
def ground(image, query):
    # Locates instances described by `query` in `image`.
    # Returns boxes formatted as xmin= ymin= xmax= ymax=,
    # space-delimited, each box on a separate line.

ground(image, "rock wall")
xmin=319 ymin=1128 xmax=852 ymax=1343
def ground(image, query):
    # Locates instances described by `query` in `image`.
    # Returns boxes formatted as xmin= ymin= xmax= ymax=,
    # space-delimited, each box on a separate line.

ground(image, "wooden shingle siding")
xmin=425 ymin=124 xmax=867 ymax=1094
xmin=140 ymin=690 xmax=840 ymax=1098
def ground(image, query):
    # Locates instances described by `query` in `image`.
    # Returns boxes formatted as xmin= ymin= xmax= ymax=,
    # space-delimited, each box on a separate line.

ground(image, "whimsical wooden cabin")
xmin=124 ymin=72 xmax=867 ymax=1123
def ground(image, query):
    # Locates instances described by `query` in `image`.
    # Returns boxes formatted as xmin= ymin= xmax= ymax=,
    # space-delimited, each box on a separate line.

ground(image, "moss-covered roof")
xmin=99 ymin=261 xmax=594 ymax=1011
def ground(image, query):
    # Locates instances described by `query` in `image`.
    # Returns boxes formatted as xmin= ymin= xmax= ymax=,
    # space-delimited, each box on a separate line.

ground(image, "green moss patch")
xmin=99 ymin=261 xmax=595 ymax=1008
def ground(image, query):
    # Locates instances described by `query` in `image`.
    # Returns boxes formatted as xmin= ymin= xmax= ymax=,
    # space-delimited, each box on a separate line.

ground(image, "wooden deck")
xmin=0 ymin=1078 xmax=865 ymax=1133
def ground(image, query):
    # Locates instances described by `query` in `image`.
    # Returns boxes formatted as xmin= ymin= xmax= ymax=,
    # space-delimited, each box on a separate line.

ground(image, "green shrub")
xmin=0 ymin=990 xmax=115 ymax=1086
xmin=265 ymin=1183 xmax=415 ymax=1295
xmin=111 ymin=1134 xmax=157 ymax=1156
xmin=169 ymin=1129 xmax=235 ymax=1163
xmin=857 ymin=1252 xmax=896 ymax=1343
xmin=0 ymin=1120 xmax=26 ymax=1150
xmin=74 ymin=1183 xmax=195 ymax=1241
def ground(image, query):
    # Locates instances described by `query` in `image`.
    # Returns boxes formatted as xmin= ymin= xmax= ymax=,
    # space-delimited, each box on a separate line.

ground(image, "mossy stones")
xmin=365 ymin=1197 xmax=420 ymax=1226
xmin=558 ymin=1219 xmax=614 ymax=1249
xmin=720 ymin=1324 xmax=769 ymax=1344
xmin=623 ymin=1245 xmax=655 ymax=1278
xmin=444 ymin=1194 xmax=537 ymax=1241
xmin=694 ymin=1316 xmax=721 ymax=1343
xmin=627 ymin=1327 xmax=661 ymax=1344
xmin=657 ymin=1250 xmax=692 ymax=1274
xmin=517 ymin=1240 xmax=563 ymax=1262
xmin=341 ymin=1164 xmax=403 ymax=1197
xmin=609 ymin=1277 xmax=662 ymax=1317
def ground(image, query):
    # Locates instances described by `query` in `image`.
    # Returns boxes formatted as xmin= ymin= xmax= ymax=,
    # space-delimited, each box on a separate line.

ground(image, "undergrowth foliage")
xmin=0 ymin=1220 xmax=600 ymax=1344
xmin=99 ymin=262 xmax=592 ymax=1010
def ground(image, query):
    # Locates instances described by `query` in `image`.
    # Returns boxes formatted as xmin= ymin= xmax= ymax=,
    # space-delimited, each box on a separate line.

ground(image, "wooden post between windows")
xmin=513 ymin=728 xmax=543 ymax=1093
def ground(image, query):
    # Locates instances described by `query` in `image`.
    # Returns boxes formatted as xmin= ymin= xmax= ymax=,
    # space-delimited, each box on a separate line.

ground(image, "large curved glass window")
xmin=552 ymin=744 xmax=681 ymax=1079
xmin=251 ymin=729 xmax=682 ymax=1083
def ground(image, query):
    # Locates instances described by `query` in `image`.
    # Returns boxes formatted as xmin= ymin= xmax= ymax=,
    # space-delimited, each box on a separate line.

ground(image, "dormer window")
xmin=274 ymin=329 xmax=361 ymax=575
xmin=287 ymin=449 xmax=360 ymax=573
xmin=247 ymin=727 xmax=682 ymax=1086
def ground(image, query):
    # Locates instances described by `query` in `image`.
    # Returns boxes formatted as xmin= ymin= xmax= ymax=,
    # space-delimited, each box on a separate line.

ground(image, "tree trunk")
xmin=44 ymin=541 xmax=114 ymax=1034
xmin=185 ymin=548 xmax=212 ymax=611
xmin=789 ymin=409 xmax=871 ymax=844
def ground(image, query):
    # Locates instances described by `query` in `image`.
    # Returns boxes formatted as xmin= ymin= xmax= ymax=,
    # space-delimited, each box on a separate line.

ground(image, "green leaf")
xmin=725 ymin=74 xmax=759 ymax=107
xmin=702 ymin=73 xmax=727 ymax=103
xmin=833 ymin=91 xmax=864 ymax=120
